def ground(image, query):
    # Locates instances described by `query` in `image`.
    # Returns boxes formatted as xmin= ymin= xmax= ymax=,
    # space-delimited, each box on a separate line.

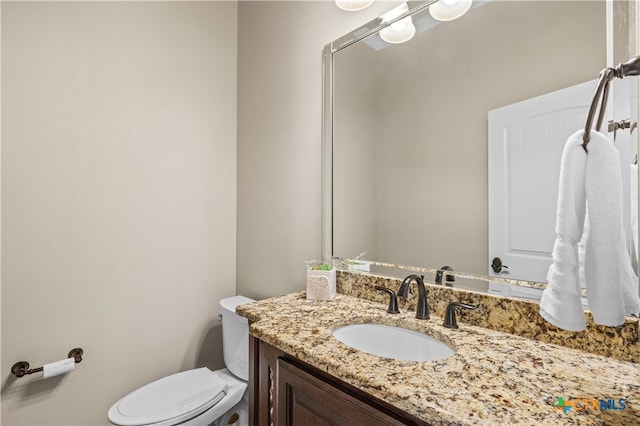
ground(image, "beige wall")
xmin=236 ymin=1 xmax=398 ymax=299
xmin=1 ymin=1 xmax=237 ymax=424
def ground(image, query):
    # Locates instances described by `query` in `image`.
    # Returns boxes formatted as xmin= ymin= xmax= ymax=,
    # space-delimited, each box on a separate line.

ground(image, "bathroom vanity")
xmin=251 ymin=337 xmax=421 ymax=425
xmin=238 ymin=290 xmax=640 ymax=426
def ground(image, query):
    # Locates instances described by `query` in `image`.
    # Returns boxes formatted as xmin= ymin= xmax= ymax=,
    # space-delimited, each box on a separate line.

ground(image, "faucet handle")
xmin=443 ymin=302 xmax=478 ymax=329
xmin=374 ymin=286 xmax=400 ymax=314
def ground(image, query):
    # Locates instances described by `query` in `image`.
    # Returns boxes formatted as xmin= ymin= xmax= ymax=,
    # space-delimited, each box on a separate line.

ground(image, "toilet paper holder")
xmin=11 ymin=348 xmax=83 ymax=378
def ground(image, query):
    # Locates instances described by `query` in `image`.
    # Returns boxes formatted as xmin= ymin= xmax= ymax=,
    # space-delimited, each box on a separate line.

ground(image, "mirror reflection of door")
xmin=489 ymin=78 xmax=638 ymax=296
xmin=488 ymin=79 xmax=597 ymax=283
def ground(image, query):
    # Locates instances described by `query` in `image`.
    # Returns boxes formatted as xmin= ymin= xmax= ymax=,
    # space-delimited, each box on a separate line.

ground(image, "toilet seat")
xmin=108 ymin=368 xmax=247 ymax=426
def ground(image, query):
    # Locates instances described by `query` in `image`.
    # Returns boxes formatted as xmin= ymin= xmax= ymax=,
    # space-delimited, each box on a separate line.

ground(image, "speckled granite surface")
xmin=237 ymin=292 xmax=640 ymax=426
xmin=337 ymin=271 xmax=640 ymax=363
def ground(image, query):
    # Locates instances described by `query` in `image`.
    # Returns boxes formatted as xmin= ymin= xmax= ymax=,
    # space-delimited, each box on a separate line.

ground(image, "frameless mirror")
xmin=324 ymin=0 xmax=639 ymax=302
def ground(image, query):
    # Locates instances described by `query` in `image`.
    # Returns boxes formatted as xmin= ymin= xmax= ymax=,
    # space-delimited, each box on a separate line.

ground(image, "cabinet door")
xmin=277 ymin=357 xmax=407 ymax=426
xmin=250 ymin=336 xmax=281 ymax=426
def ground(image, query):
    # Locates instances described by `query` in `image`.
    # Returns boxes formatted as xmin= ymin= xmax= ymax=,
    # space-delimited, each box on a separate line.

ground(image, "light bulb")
xmin=335 ymin=0 xmax=375 ymax=12
xmin=390 ymin=20 xmax=407 ymax=31
xmin=379 ymin=17 xmax=416 ymax=44
xmin=379 ymin=3 xmax=416 ymax=44
xmin=429 ymin=0 xmax=472 ymax=22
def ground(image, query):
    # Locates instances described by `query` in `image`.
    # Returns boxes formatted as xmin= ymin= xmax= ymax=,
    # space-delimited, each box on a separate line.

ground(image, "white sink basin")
xmin=332 ymin=323 xmax=455 ymax=362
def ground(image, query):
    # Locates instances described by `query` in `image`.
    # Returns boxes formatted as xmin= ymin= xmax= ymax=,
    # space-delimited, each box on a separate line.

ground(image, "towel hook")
xmin=582 ymin=55 xmax=640 ymax=153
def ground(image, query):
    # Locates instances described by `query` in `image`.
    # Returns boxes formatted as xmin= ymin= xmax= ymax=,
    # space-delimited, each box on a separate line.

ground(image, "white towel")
xmin=540 ymin=130 xmax=640 ymax=330
xmin=630 ymin=164 xmax=638 ymax=274
xmin=540 ymin=130 xmax=588 ymax=331
xmin=584 ymin=131 xmax=640 ymax=325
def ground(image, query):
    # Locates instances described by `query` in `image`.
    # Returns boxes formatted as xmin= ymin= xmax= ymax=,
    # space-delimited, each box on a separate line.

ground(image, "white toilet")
xmin=108 ymin=295 xmax=254 ymax=426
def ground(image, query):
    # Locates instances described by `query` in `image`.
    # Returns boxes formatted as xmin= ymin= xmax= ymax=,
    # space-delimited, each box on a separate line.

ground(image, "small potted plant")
xmin=341 ymin=251 xmax=371 ymax=272
xmin=305 ymin=260 xmax=336 ymax=300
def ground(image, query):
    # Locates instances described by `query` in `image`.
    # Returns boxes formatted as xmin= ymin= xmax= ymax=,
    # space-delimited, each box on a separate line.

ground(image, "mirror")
xmin=324 ymin=0 xmax=639 ymax=299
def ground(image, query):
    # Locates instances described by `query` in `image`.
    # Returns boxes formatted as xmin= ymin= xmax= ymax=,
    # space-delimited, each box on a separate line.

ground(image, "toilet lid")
xmin=109 ymin=368 xmax=228 ymax=426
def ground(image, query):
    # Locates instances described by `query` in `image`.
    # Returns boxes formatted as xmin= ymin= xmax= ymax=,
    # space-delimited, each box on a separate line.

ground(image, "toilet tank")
xmin=219 ymin=295 xmax=254 ymax=381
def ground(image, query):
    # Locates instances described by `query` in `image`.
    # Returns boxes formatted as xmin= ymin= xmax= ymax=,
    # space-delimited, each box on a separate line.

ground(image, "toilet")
xmin=108 ymin=295 xmax=254 ymax=426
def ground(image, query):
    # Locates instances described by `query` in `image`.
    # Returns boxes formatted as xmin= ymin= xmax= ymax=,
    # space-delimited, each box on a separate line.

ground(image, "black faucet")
xmin=443 ymin=302 xmax=478 ymax=328
xmin=397 ymin=274 xmax=429 ymax=320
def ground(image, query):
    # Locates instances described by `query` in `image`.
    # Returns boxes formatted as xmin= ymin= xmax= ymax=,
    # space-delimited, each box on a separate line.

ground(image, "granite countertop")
xmin=237 ymin=292 xmax=640 ymax=426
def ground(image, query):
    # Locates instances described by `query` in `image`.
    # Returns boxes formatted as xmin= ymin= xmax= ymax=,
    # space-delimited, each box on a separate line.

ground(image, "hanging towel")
xmin=630 ymin=163 xmax=638 ymax=274
xmin=583 ymin=131 xmax=640 ymax=325
xmin=540 ymin=130 xmax=588 ymax=331
xmin=540 ymin=130 xmax=640 ymax=331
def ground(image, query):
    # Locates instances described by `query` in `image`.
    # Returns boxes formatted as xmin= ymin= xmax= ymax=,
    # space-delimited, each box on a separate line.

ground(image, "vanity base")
xmin=249 ymin=336 xmax=427 ymax=426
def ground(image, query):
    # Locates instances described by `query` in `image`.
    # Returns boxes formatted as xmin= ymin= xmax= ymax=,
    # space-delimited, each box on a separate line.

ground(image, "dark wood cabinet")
xmin=249 ymin=336 xmax=428 ymax=426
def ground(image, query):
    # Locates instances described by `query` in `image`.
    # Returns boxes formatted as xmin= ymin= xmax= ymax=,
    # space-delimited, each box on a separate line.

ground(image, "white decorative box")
xmin=306 ymin=268 xmax=336 ymax=300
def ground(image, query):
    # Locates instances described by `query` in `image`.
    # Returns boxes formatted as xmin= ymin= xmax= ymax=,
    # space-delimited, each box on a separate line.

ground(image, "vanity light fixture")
xmin=335 ymin=0 xmax=375 ymax=12
xmin=429 ymin=0 xmax=473 ymax=22
xmin=379 ymin=3 xmax=416 ymax=44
